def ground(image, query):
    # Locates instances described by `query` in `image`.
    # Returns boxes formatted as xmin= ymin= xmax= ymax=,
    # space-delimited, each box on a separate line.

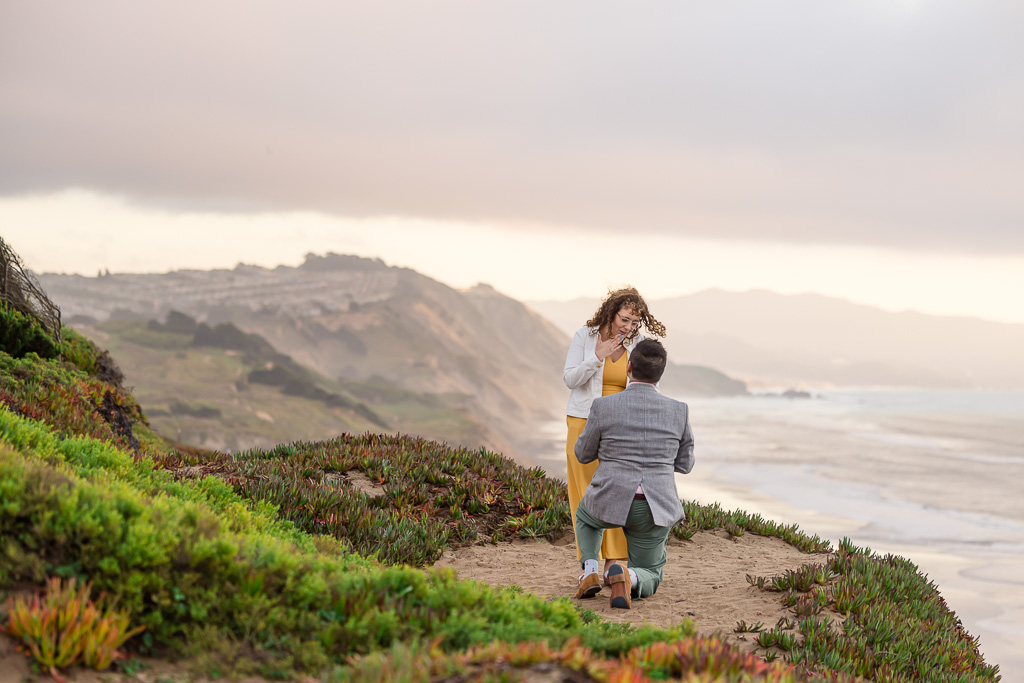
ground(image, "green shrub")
xmin=0 ymin=306 xmax=59 ymax=360
xmin=0 ymin=350 xmax=151 ymax=453
xmin=192 ymin=322 xmax=274 ymax=353
xmin=169 ymin=401 xmax=222 ymax=418
xmin=247 ymin=357 xmax=388 ymax=428
xmin=58 ymin=327 xmax=101 ymax=376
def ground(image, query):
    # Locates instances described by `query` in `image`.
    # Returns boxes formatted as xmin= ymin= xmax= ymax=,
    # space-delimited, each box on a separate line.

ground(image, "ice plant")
xmin=1 ymin=576 xmax=145 ymax=682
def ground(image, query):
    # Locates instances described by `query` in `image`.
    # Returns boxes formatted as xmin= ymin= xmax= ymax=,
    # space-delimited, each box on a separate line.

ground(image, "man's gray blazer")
xmin=574 ymin=382 xmax=695 ymax=528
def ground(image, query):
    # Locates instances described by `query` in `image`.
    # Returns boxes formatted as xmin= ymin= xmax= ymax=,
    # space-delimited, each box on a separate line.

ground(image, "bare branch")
xmin=0 ymin=236 xmax=62 ymax=343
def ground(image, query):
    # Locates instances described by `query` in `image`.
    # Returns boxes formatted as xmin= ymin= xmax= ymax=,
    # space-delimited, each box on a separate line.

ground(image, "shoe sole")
xmin=607 ymin=565 xmax=631 ymax=609
xmin=578 ymin=585 xmax=602 ymax=599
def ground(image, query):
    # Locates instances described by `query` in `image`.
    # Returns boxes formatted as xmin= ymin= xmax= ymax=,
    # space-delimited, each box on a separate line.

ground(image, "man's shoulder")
xmin=657 ymin=391 xmax=687 ymax=407
xmin=649 ymin=390 xmax=689 ymax=416
xmin=660 ymin=391 xmax=688 ymax=409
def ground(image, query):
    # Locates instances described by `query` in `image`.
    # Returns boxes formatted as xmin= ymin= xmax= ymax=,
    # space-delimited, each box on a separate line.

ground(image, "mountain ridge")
xmin=40 ymin=255 xmax=560 ymax=461
xmin=529 ymin=289 xmax=1024 ymax=389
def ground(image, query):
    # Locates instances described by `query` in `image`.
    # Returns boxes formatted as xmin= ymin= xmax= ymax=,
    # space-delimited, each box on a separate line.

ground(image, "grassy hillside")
xmin=37 ymin=255 xmax=573 ymax=462
xmin=0 ymin=302 xmax=1001 ymax=682
xmin=78 ymin=315 xmax=490 ymax=454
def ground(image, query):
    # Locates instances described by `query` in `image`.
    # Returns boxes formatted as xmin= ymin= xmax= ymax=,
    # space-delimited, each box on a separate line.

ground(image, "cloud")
xmin=3 ymin=1 xmax=1024 ymax=252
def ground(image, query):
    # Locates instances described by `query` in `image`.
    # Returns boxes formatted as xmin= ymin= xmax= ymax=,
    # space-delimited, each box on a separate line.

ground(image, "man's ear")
xmin=626 ymin=361 xmax=633 ymax=379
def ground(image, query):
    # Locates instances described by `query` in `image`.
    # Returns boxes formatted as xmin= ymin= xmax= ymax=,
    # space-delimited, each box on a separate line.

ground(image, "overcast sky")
xmin=3 ymin=1 xmax=1024 ymax=322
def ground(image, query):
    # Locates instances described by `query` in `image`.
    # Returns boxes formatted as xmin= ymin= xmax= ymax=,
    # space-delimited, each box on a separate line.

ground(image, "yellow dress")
xmin=565 ymin=350 xmax=629 ymax=561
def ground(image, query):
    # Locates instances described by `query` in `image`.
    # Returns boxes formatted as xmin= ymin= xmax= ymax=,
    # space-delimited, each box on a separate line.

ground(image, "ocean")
xmin=534 ymin=389 xmax=1024 ymax=680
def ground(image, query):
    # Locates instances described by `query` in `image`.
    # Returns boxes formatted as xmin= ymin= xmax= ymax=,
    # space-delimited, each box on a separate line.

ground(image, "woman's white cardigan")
xmin=563 ymin=326 xmax=646 ymax=418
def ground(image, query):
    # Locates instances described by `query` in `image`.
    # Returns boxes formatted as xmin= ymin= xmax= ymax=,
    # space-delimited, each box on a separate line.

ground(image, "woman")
xmin=563 ymin=286 xmax=667 ymax=582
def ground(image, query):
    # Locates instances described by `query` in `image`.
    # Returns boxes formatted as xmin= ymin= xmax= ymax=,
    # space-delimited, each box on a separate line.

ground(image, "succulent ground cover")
xmin=329 ymin=635 xmax=826 ymax=683
xmin=676 ymin=501 xmax=833 ymax=554
xmin=2 ymin=576 xmax=145 ymax=681
xmin=149 ymin=434 xmax=571 ymax=566
xmin=0 ymin=303 xmax=1002 ymax=681
xmin=743 ymin=540 xmax=1000 ymax=681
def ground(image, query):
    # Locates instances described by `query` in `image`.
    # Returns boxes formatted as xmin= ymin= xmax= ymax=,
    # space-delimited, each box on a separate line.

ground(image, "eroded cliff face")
xmin=39 ymin=253 xmax=570 ymax=464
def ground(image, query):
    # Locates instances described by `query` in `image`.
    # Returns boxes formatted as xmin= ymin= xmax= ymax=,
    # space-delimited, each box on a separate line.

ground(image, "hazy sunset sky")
xmin=3 ymin=1 xmax=1023 ymax=322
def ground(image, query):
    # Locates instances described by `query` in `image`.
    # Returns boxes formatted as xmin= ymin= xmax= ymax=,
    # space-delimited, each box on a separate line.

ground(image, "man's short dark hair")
xmin=629 ymin=339 xmax=668 ymax=383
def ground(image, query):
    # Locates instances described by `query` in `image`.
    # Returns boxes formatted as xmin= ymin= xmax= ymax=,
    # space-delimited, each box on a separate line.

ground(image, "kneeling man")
xmin=573 ymin=339 xmax=695 ymax=608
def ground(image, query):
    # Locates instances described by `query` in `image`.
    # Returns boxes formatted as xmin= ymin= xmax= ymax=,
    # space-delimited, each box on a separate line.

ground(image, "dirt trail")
xmin=436 ymin=529 xmax=836 ymax=654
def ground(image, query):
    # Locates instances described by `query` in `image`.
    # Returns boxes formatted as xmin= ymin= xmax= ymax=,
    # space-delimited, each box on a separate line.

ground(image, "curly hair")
xmin=584 ymin=286 xmax=666 ymax=342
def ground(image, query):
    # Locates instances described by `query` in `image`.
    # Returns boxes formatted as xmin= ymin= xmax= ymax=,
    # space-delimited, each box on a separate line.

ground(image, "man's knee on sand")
xmin=637 ymin=579 xmax=659 ymax=598
xmin=629 ymin=566 xmax=664 ymax=598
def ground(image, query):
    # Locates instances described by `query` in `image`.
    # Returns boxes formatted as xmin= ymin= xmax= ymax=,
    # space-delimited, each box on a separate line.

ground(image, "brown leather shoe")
xmin=602 ymin=560 xmax=621 ymax=586
xmin=574 ymin=572 xmax=602 ymax=599
xmin=608 ymin=564 xmax=631 ymax=609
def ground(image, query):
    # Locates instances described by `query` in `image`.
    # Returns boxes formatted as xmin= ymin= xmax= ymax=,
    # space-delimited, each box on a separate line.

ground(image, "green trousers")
xmin=575 ymin=498 xmax=671 ymax=599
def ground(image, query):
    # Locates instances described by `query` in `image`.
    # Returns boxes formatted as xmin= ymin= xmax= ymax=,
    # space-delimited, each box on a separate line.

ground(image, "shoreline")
xmin=682 ymin=461 xmax=1024 ymax=677
xmin=529 ymin=392 xmax=1024 ymax=679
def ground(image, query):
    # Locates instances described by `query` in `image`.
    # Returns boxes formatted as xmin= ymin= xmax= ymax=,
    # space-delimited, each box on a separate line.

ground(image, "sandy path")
xmin=436 ymin=530 xmax=834 ymax=654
